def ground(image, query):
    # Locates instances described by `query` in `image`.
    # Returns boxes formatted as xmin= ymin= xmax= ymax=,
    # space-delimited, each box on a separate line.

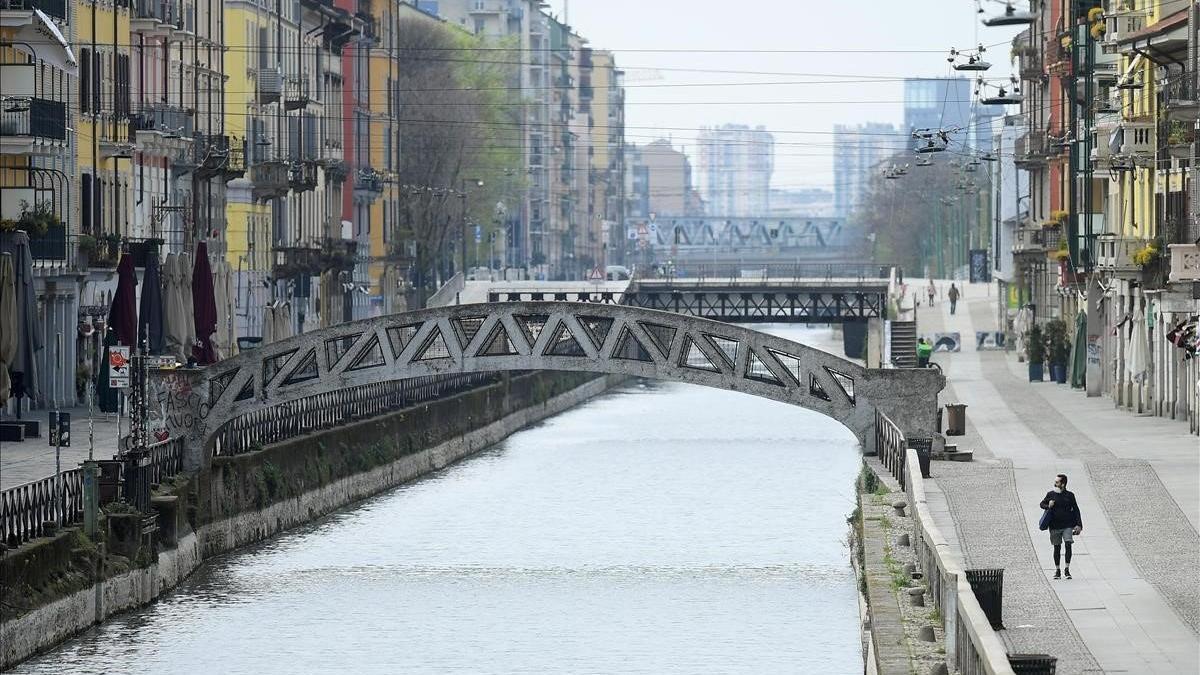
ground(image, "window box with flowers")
xmin=1133 ymin=241 xmax=1168 ymax=288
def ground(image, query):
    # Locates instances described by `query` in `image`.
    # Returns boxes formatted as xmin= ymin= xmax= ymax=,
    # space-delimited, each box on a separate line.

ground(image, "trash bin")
xmin=945 ymin=403 xmax=968 ymax=436
xmin=965 ymin=568 xmax=1004 ymax=630
xmin=1008 ymin=653 xmax=1057 ymax=675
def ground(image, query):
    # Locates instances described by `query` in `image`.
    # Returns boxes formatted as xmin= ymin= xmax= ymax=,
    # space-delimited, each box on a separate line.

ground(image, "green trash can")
xmin=945 ymin=403 xmax=967 ymax=436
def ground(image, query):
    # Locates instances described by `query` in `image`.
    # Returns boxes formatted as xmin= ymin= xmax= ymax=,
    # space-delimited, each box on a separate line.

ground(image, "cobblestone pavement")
xmin=917 ymin=282 xmax=1199 ymax=674
xmin=934 ymin=460 xmax=1100 ymax=674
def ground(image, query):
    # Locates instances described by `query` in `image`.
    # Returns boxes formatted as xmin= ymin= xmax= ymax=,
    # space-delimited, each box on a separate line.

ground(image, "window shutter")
xmin=80 ymin=49 xmax=91 ymax=114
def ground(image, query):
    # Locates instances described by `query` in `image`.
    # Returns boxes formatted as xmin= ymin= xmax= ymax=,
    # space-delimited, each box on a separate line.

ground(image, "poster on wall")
xmin=108 ymin=346 xmax=131 ymax=389
xmin=969 ymin=249 xmax=991 ymax=283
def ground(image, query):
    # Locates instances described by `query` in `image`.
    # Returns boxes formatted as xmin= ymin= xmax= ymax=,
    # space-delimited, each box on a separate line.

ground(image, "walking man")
xmin=927 ymin=279 xmax=936 ymax=307
xmin=1039 ymin=474 xmax=1083 ymax=579
xmin=948 ymin=283 xmax=960 ymax=315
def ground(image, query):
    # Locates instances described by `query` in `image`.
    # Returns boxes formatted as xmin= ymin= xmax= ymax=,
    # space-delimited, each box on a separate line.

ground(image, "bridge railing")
xmin=647 ymin=262 xmax=894 ymax=284
xmin=208 ymin=373 xmax=500 ymax=457
xmin=875 ymin=409 xmax=908 ymax=489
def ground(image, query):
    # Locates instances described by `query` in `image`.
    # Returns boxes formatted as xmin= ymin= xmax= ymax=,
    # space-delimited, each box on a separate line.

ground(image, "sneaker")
xmin=1064 ymin=569 xmax=1072 ymax=579
xmin=1053 ymin=570 xmax=1061 ymax=579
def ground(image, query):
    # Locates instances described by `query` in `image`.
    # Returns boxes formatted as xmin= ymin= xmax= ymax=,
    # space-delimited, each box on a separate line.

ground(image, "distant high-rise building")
xmin=626 ymin=140 xmax=702 ymax=218
xmin=904 ymin=77 xmax=1002 ymax=154
xmin=832 ymin=122 xmax=903 ymax=218
xmin=904 ymin=78 xmax=973 ymax=145
xmin=695 ymin=125 xmax=774 ymax=217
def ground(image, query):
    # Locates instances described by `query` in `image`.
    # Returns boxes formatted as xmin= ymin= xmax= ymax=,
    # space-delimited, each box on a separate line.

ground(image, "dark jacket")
xmin=948 ymin=286 xmax=960 ymax=301
xmin=1040 ymin=489 xmax=1083 ymax=530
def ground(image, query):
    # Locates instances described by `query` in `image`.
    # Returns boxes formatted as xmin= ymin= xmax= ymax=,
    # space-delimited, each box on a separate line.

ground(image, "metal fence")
xmin=0 ymin=468 xmax=83 ymax=548
xmin=648 ymin=262 xmax=893 ymax=284
xmin=208 ymin=373 xmax=499 ymax=457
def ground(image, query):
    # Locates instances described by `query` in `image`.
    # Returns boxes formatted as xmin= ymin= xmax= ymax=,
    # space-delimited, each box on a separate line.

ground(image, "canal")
xmin=15 ymin=326 xmax=864 ymax=674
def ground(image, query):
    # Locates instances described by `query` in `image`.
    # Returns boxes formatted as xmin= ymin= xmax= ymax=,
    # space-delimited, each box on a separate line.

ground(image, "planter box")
xmin=1028 ymin=362 xmax=1044 ymax=382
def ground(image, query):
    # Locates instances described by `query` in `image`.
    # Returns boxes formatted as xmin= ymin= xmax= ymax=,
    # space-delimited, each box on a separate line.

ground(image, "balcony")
xmin=1167 ymin=244 xmax=1200 ymax=283
xmin=1102 ymin=1 xmax=1145 ymax=55
xmin=1095 ymin=236 xmax=1145 ymax=274
xmin=283 ymin=75 xmax=311 ymax=111
xmin=288 ymin=160 xmax=318 ymax=192
xmin=1017 ymin=50 xmax=1042 ymax=82
xmin=1162 ymin=77 xmax=1200 ymax=122
xmin=224 ymin=137 xmax=246 ymax=180
xmin=195 ymin=134 xmax=232 ymax=179
xmin=256 ymin=70 xmax=282 ymax=105
xmin=251 ymin=159 xmax=290 ymax=201
xmin=272 ymin=244 xmax=323 ymax=278
xmin=353 ymin=167 xmax=384 ymax=202
xmin=1118 ymin=119 xmax=1154 ymax=156
xmin=131 ymin=0 xmax=179 ymax=33
xmin=131 ymin=104 xmax=194 ymax=157
xmin=0 ymin=98 xmax=67 ymax=154
xmin=0 ymin=0 xmax=68 ymax=22
xmin=1013 ymin=132 xmax=1046 ymax=169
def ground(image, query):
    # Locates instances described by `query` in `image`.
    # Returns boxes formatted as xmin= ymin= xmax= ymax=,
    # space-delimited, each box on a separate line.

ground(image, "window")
xmin=80 ymin=49 xmax=91 ymax=114
xmin=81 ymin=173 xmax=93 ymax=233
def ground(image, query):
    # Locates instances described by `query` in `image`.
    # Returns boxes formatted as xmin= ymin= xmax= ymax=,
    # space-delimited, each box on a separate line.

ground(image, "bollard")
xmin=81 ymin=460 xmax=100 ymax=538
xmin=907 ymin=587 xmax=925 ymax=607
xmin=892 ymin=500 xmax=908 ymax=517
xmin=897 ymin=533 xmax=911 ymax=547
xmin=917 ymin=625 xmax=936 ymax=642
xmin=928 ymin=662 xmax=948 ymax=675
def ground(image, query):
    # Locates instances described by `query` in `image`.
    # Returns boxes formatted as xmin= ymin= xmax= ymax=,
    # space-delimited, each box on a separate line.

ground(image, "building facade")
xmin=832 ymin=122 xmax=901 ymax=218
xmin=695 ymin=124 xmax=773 ymax=217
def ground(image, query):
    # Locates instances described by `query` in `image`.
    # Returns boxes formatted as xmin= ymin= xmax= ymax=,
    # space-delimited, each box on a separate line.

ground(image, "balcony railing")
xmin=133 ymin=0 xmax=179 ymax=25
xmin=0 ymin=0 xmax=67 ymax=21
xmin=131 ymin=104 xmax=193 ymax=137
xmin=1095 ymin=236 xmax=1146 ymax=274
xmin=251 ymin=159 xmax=290 ymax=200
xmin=283 ymin=75 xmax=311 ymax=111
xmin=0 ymin=98 xmax=67 ymax=141
xmin=1013 ymin=132 xmax=1046 ymax=168
xmin=256 ymin=70 xmax=282 ymax=105
xmin=288 ymin=160 xmax=318 ymax=191
xmin=1012 ymin=226 xmax=1045 ymax=254
xmin=1167 ymin=244 xmax=1200 ymax=283
xmin=354 ymin=168 xmax=384 ymax=197
xmin=1162 ymin=76 xmax=1200 ymax=122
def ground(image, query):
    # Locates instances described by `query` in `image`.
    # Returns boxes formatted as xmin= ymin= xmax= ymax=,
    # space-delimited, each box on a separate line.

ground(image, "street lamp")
xmin=459 ymin=178 xmax=483 ymax=279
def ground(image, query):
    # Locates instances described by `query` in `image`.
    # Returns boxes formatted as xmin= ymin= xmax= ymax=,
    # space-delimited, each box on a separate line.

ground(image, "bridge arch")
xmin=155 ymin=302 xmax=943 ymax=470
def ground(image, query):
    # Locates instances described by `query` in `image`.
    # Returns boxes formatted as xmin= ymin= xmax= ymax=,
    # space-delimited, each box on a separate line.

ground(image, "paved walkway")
xmin=918 ymin=281 xmax=1199 ymax=674
xmin=0 ymin=406 xmax=123 ymax=489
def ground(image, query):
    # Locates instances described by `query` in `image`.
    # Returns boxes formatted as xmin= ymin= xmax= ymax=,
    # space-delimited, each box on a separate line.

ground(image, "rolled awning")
xmin=7 ymin=9 xmax=77 ymax=76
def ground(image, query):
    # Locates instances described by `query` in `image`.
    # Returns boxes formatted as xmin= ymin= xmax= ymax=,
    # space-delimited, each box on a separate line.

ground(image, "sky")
xmin=545 ymin=0 xmax=1023 ymax=191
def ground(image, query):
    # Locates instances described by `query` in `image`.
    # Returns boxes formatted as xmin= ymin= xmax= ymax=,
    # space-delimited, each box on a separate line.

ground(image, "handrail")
xmin=426 ymin=271 xmax=465 ymax=307
xmin=901 ymin=434 xmax=1015 ymax=674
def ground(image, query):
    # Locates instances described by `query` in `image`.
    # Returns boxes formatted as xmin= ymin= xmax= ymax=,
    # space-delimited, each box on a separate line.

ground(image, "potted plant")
xmin=77 ymin=234 xmax=98 ymax=268
xmin=1025 ymin=323 xmax=1046 ymax=381
xmin=1044 ymin=318 xmax=1071 ymax=384
xmin=1132 ymin=241 xmax=1166 ymax=288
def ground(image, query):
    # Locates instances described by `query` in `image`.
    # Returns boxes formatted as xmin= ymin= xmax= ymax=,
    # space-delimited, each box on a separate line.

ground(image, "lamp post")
xmin=459 ymin=178 xmax=483 ymax=278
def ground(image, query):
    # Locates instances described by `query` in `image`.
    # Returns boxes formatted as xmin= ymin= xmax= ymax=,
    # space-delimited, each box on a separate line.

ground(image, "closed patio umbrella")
xmin=1069 ymin=310 xmax=1087 ymax=388
xmin=191 ymin=241 xmax=218 ymax=364
xmin=0 ymin=231 xmax=43 ymax=406
xmin=138 ymin=246 xmax=165 ymax=354
xmin=262 ymin=302 xmax=275 ymax=344
xmin=179 ymin=252 xmax=196 ymax=359
xmin=0 ymin=253 xmax=16 ymax=405
xmin=108 ymin=252 xmax=138 ymax=348
xmin=162 ymin=252 xmax=186 ymax=361
xmin=211 ymin=260 xmax=237 ymax=359
xmin=274 ymin=301 xmax=293 ymax=341
xmin=1126 ymin=308 xmax=1149 ymax=384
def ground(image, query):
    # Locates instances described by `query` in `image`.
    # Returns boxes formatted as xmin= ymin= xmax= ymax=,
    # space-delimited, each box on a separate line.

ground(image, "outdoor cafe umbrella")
xmin=211 ymin=260 xmax=237 ymax=359
xmin=108 ymin=252 xmax=138 ymax=348
xmin=0 ymin=253 xmax=16 ymax=405
xmin=191 ymin=241 xmax=218 ymax=365
xmin=1069 ymin=310 xmax=1087 ymax=389
xmin=1126 ymin=308 xmax=1150 ymax=385
xmin=0 ymin=231 xmax=43 ymax=406
xmin=138 ymin=246 xmax=165 ymax=354
xmin=179 ymin=251 xmax=196 ymax=358
xmin=163 ymin=253 xmax=186 ymax=361
xmin=262 ymin=303 xmax=276 ymax=344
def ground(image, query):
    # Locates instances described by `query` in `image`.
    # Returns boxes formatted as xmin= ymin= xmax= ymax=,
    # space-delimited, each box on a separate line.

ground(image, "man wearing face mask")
xmin=1039 ymin=474 xmax=1084 ymax=579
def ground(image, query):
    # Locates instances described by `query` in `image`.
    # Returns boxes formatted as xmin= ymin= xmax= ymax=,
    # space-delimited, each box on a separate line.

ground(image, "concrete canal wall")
xmin=0 ymin=371 xmax=620 ymax=669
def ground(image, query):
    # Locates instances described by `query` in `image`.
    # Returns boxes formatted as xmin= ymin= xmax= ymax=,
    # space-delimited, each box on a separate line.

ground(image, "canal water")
xmin=15 ymin=326 xmax=864 ymax=675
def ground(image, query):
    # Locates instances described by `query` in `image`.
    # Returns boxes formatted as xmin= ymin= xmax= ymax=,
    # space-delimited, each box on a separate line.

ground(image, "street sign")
xmin=588 ymin=266 xmax=604 ymax=281
xmin=637 ymin=223 xmax=649 ymax=236
xmin=108 ymin=346 xmax=131 ymax=389
xmin=474 ymin=225 xmax=482 ymax=243
xmin=48 ymin=412 xmax=71 ymax=447
xmin=627 ymin=227 xmax=638 ymax=240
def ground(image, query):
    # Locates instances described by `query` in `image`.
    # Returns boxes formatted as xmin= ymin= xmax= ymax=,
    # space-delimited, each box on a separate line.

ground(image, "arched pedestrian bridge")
xmin=152 ymin=302 xmax=943 ymax=470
